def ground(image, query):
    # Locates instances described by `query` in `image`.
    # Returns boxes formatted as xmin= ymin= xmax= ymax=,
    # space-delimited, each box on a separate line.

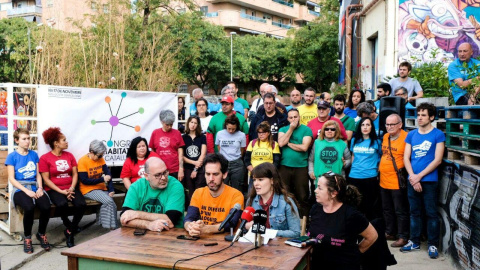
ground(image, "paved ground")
xmin=0 ymin=214 xmax=459 ymax=270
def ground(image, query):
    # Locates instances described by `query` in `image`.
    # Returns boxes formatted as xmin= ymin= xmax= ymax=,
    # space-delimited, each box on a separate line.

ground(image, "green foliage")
xmin=409 ymin=49 xmax=449 ymax=98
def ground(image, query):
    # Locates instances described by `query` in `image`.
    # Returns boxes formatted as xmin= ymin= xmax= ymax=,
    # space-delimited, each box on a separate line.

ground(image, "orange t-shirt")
xmin=379 ymin=130 xmax=408 ymax=189
xmin=78 ymin=154 xmax=107 ymax=195
xmin=190 ymin=185 xmax=244 ymax=225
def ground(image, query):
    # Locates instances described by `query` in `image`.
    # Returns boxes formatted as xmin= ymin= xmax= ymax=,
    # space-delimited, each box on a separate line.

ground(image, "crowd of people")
xmin=6 ymin=57 xmax=454 ymax=269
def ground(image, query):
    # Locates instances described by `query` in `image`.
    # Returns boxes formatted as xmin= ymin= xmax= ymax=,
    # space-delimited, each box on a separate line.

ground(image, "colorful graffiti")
xmin=398 ymin=0 xmax=480 ymax=64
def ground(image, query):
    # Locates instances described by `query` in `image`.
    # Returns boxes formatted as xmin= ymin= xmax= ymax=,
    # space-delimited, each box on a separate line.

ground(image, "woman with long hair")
xmin=344 ymin=89 xmax=365 ymax=121
xmin=308 ymin=120 xmax=351 ymax=185
xmin=245 ymin=163 xmax=301 ymax=238
xmin=308 ymin=172 xmax=378 ymax=269
xmin=178 ymin=96 xmax=186 ymax=133
xmin=182 ymin=115 xmax=207 ymax=206
xmin=348 ymin=117 xmax=382 ymax=221
xmin=120 ymin=136 xmax=159 ymax=190
xmin=39 ymin=127 xmax=86 ymax=248
xmin=6 ymin=128 xmax=51 ymax=253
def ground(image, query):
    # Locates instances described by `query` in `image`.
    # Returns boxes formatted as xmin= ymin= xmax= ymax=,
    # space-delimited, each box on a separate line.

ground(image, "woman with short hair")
xmin=195 ymin=98 xmax=213 ymax=134
xmin=78 ymin=140 xmax=118 ymax=229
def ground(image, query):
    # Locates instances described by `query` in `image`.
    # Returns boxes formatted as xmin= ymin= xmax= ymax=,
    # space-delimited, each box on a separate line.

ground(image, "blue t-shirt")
xmin=349 ymin=138 xmax=381 ymax=179
xmin=344 ymin=107 xmax=357 ymax=119
xmin=374 ymin=100 xmax=381 ymax=114
xmin=405 ymin=128 xmax=445 ymax=182
xmin=5 ymin=151 xmax=39 ymax=192
xmin=448 ymin=58 xmax=480 ymax=102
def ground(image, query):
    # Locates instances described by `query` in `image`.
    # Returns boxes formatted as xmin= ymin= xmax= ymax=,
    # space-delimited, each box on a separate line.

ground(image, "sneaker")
xmin=64 ymin=229 xmax=75 ymax=248
xmin=36 ymin=232 xmax=51 ymax=251
xmin=24 ymin=237 xmax=34 ymax=254
xmin=400 ymin=240 xmax=420 ymax=252
xmin=428 ymin=245 xmax=439 ymax=259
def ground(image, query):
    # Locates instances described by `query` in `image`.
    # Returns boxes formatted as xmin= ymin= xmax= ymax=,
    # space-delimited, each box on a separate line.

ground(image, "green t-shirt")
xmin=236 ymin=98 xmax=250 ymax=110
xmin=279 ymin=124 xmax=313 ymax=167
xmin=313 ymin=139 xmax=347 ymax=181
xmin=340 ymin=115 xmax=356 ymax=132
xmin=123 ymin=176 xmax=185 ymax=228
xmin=207 ymin=112 xmax=249 ymax=152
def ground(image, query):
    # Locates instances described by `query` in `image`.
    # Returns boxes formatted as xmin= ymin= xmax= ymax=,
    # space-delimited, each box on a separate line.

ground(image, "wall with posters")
xmin=36 ymin=86 xmax=177 ymax=166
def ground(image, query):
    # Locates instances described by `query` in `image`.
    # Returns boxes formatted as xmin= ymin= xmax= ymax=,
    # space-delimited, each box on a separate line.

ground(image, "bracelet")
xmin=193 ymin=168 xmax=198 ymax=172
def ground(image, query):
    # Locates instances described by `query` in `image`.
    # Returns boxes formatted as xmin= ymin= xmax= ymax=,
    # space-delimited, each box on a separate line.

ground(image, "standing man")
xmin=227 ymin=81 xmax=249 ymax=116
xmin=448 ymin=42 xmax=480 ymax=105
xmin=298 ymin=87 xmax=317 ymax=126
xmin=389 ymin=62 xmax=423 ymax=105
xmin=249 ymin=93 xmax=288 ymax=141
xmin=401 ymin=103 xmax=445 ymax=259
xmin=184 ymin=153 xmax=244 ymax=236
xmin=374 ymin=83 xmax=392 ymax=114
xmin=307 ymin=101 xmax=348 ymax=141
xmin=207 ymin=96 xmax=249 ymax=153
xmin=249 ymin=83 xmax=270 ymax=121
xmin=216 ymin=86 xmax=245 ymax=116
xmin=286 ymin=89 xmax=302 ymax=111
xmin=149 ymin=110 xmax=185 ymax=181
xmin=190 ymin=88 xmax=217 ymax=116
xmin=278 ymin=109 xmax=313 ymax=217
xmin=333 ymin=95 xmax=355 ymax=142
xmin=379 ymin=114 xmax=409 ymax=248
xmin=120 ymin=157 xmax=185 ymax=231
xmin=394 ymin=87 xmax=415 ymax=109
xmin=356 ymin=102 xmax=382 ymax=137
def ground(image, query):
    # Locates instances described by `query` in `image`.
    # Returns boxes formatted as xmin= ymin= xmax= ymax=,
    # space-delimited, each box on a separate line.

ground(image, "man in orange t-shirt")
xmin=184 ymin=153 xmax=244 ymax=236
xmin=379 ymin=114 xmax=409 ymax=247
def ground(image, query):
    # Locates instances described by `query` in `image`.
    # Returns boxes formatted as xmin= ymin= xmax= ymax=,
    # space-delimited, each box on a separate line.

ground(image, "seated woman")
xmin=6 ymin=128 xmax=51 ymax=253
xmin=308 ymin=172 xmax=378 ymax=270
xmin=308 ymin=120 xmax=351 ymax=185
xmin=78 ymin=140 xmax=118 ymax=230
xmin=40 ymin=127 xmax=86 ymax=248
xmin=245 ymin=162 xmax=301 ymax=238
xmin=120 ymin=137 xmax=159 ymax=190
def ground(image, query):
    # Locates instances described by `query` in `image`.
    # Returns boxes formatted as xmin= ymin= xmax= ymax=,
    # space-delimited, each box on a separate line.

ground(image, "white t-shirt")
xmin=215 ymin=130 xmax=246 ymax=161
xmin=199 ymin=115 xmax=213 ymax=134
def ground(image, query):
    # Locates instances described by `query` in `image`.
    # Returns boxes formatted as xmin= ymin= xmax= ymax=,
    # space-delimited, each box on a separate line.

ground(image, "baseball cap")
xmin=221 ymin=96 xmax=234 ymax=104
xmin=317 ymin=101 xmax=330 ymax=109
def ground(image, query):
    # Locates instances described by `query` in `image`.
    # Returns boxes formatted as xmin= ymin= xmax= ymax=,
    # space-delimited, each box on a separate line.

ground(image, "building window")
xmin=103 ymin=4 xmax=109 ymax=13
xmin=179 ymin=84 xmax=188 ymax=93
xmin=251 ymin=11 xmax=256 ymax=17
xmin=0 ymin=3 xmax=12 ymax=11
xmin=47 ymin=0 xmax=54 ymax=7
xmin=91 ymin=1 xmax=97 ymax=11
xmin=200 ymin=6 xmax=208 ymax=15
xmin=263 ymin=13 xmax=272 ymax=20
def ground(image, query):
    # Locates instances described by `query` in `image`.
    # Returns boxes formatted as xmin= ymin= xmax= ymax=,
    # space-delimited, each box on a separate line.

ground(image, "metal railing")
xmin=240 ymin=13 xmax=267 ymax=23
xmin=7 ymin=5 xmax=42 ymax=16
xmin=205 ymin=12 xmax=218 ymax=17
xmin=308 ymin=10 xmax=320 ymax=16
xmin=272 ymin=0 xmax=294 ymax=7
xmin=272 ymin=21 xmax=293 ymax=29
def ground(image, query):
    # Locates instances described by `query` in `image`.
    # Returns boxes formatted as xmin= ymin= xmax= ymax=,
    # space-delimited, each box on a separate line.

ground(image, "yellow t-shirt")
xmin=298 ymin=104 xmax=318 ymax=126
xmin=78 ymin=154 xmax=107 ymax=195
xmin=190 ymin=185 xmax=244 ymax=225
xmin=246 ymin=140 xmax=281 ymax=168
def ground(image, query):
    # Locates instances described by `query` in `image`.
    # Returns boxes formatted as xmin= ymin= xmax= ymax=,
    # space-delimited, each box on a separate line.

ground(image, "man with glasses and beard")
xmin=184 ymin=153 xmax=244 ymax=236
xmin=120 ymin=157 xmax=185 ymax=231
xmin=333 ymin=95 xmax=355 ymax=142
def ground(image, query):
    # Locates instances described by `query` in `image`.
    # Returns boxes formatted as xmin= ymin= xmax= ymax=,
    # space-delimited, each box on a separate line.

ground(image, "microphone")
xmin=252 ymin=209 xmax=267 ymax=248
xmin=231 ymin=206 xmax=255 ymax=242
xmin=218 ymin=203 xmax=242 ymax=232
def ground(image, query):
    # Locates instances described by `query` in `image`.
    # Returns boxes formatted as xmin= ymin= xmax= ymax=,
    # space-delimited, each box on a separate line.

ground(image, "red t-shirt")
xmin=307 ymin=117 xmax=348 ymax=141
xmin=149 ymin=128 xmax=185 ymax=173
xmin=39 ymin=151 xmax=77 ymax=191
xmin=120 ymin=152 xmax=160 ymax=183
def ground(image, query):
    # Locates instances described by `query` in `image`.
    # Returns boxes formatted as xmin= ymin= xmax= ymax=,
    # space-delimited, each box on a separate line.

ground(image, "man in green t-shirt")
xmin=333 ymin=94 xmax=355 ymax=142
xmin=278 ymin=108 xmax=313 ymax=217
xmin=228 ymin=81 xmax=249 ymax=117
xmin=120 ymin=157 xmax=185 ymax=231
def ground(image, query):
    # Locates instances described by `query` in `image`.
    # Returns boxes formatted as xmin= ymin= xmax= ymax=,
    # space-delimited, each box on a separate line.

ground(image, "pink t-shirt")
xmin=39 ymin=151 xmax=77 ymax=191
xmin=149 ymin=128 xmax=185 ymax=173
xmin=307 ymin=116 xmax=348 ymax=141
xmin=120 ymin=152 xmax=160 ymax=183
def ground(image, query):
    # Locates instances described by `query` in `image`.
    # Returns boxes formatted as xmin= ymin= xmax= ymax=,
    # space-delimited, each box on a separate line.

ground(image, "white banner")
xmin=37 ymin=86 xmax=178 ymax=166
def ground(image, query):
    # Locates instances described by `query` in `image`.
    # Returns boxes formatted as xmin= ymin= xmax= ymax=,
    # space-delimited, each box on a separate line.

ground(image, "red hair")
xmin=42 ymin=127 xmax=63 ymax=149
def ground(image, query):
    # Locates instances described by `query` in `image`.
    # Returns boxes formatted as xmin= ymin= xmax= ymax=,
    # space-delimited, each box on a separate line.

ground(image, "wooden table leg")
xmin=68 ymin=257 xmax=78 ymax=270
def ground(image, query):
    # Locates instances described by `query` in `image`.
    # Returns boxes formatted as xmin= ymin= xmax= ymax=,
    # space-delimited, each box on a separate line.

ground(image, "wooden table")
xmin=61 ymin=227 xmax=311 ymax=270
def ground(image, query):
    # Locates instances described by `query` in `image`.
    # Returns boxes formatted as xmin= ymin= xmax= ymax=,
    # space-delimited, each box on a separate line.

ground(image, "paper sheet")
xmin=238 ymin=228 xmax=278 ymax=245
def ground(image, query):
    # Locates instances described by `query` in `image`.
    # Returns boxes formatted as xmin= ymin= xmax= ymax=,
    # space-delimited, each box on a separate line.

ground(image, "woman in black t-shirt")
xmin=182 ymin=115 xmax=207 ymax=207
xmin=308 ymin=171 xmax=378 ymax=270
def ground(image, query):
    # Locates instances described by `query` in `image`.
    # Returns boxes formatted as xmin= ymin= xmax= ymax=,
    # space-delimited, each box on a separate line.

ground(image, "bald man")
xmin=286 ymin=89 xmax=302 ymax=111
xmin=120 ymin=157 xmax=185 ymax=231
xmin=448 ymin=42 xmax=480 ymax=105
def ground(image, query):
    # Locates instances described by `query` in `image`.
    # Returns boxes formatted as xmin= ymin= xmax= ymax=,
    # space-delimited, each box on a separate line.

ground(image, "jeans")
xmin=380 ymin=187 xmax=410 ymax=239
xmin=407 ymin=181 xmax=439 ymax=246
xmin=279 ymin=165 xmax=310 ymax=217
xmin=225 ymin=158 xmax=245 ymax=193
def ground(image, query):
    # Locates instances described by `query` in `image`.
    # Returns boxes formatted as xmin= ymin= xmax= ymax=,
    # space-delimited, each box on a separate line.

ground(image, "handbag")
xmin=388 ymin=136 xmax=407 ymax=189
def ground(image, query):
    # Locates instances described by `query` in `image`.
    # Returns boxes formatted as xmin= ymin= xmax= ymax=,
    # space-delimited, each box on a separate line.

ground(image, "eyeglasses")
xmin=324 ymin=128 xmax=336 ymax=131
xmin=395 ymin=93 xmax=406 ymax=96
xmin=258 ymin=131 xmax=268 ymax=134
xmin=385 ymin=122 xmax=400 ymax=127
xmin=150 ymin=170 xmax=169 ymax=179
xmin=326 ymin=171 xmax=341 ymax=191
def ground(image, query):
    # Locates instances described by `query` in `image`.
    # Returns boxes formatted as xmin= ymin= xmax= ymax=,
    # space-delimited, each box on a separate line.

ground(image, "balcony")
xmin=206 ymin=0 xmax=299 ymax=19
xmin=272 ymin=21 xmax=292 ymax=29
xmin=206 ymin=12 xmax=218 ymax=17
xmin=7 ymin=5 xmax=42 ymax=18
xmin=295 ymin=4 xmax=318 ymax=22
xmin=308 ymin=10 xmax=319 ymax=16
xmin=205 ymin=10 xmax=290 ymax=37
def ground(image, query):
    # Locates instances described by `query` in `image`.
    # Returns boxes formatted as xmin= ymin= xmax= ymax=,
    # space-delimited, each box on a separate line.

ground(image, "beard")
xmin=335 ymin=108 xmax=344 ymax=115
xmin=291 ymin=100 xmax=301 ymax=105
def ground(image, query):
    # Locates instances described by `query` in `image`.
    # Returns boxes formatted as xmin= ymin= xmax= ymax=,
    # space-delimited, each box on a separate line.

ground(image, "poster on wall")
xmin=398 ymin=0 xmax=480 ymax=64
xmin=37 ymin=86 xmax=177 ymax=166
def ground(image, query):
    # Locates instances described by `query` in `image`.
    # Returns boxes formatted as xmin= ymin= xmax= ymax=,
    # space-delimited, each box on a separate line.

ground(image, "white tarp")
xmin=37 ymin=85 xmax=177 ymax=166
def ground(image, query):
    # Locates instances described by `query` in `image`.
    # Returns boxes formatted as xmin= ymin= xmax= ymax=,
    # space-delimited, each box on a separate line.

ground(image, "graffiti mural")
xmin=439 ymin=160 xmax=480 ymax=270
xmin=398 ymin=0 xmax=480 ymax=64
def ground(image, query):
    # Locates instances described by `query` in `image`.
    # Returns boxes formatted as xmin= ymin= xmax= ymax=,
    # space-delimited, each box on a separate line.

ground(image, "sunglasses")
xmin=324 ymin=128 xmax=336 ymax=132
xmin=326 ymin=171 xmax=341 ymax=191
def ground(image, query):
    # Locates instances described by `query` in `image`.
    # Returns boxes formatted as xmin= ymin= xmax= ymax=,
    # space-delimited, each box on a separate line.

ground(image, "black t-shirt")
xmin=264 ymin=113 xmax=280 ymax=141
xmin=181 ymin=134 xmax=206 ymax=170
xmin=308 ymin=203 xmax=369 ymax=270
